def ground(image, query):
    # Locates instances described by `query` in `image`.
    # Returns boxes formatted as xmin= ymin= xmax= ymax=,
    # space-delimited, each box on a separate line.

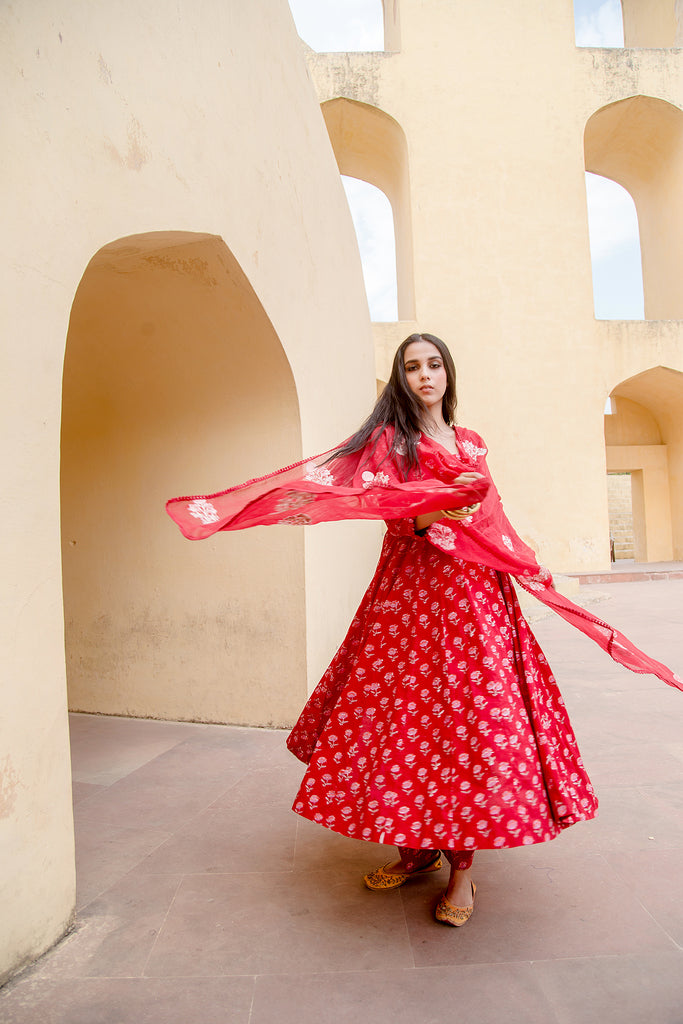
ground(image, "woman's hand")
xmin=453 ymin=471 xmax=484 ymax=489
xmin=443 ymin=472 xmax=483 ymax=517
xmin=414 ymin=472 xmax=484 ymax=532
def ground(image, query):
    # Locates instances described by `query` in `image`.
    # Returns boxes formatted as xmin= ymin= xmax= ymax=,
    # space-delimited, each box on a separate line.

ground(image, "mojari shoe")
xmin=363 ymin=852 xmax=442 ymax=891
xmin=434 ymin=882 xmax=477 ymax=926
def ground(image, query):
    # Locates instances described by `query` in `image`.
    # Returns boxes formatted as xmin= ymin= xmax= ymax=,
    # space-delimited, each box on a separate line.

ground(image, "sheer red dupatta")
xmin=166 ymin=426 xmax=682 ymax=692
xmin=164 ymin=428 xmax=490 ymax=539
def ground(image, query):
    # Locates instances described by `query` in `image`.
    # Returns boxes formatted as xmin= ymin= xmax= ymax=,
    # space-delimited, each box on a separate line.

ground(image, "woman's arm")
xmin=414 ymin=472 xmax=483 ymax=531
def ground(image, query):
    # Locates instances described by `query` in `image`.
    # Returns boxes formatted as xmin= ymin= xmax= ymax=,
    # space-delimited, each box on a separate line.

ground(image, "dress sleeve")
xmin=385 ymin=517 xmax=425 ymax=538
xmin=354 ymin=433 xmax=439 ymax=538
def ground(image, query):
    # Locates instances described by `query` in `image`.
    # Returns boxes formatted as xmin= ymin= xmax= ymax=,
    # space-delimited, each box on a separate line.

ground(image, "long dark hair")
xmin=328 ymin=333 xmax=457 ymax=473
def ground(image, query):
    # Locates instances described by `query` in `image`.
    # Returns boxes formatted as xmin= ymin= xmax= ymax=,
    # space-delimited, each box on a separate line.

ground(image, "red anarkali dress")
xmin=286 ymin=429 xmax=597 ymax=851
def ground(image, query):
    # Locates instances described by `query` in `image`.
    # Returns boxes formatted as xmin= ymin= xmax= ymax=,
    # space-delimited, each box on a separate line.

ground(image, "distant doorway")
xmin=606 ymin=472 xmax=634 ymax=560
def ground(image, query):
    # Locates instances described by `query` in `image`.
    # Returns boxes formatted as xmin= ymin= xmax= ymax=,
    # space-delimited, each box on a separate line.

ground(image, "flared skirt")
xmin=287 ymin=531 xmax=598 ymax=851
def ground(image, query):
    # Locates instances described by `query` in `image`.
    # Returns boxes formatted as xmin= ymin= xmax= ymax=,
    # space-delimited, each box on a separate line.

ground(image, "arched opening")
xmin=604 ymin=366 xmax=683 ymax=562
xmin=584 ymin=172 xmax=643 ymax=319
xmin=585 ymin=95 xmax=683 ymax=319
xmin=61 ymin=232 xmax=306 ymax=728
xmin=342 ymin=175 xmax=398 ymax=321
xmin=322 ymin=97 xmax=415 ymax=321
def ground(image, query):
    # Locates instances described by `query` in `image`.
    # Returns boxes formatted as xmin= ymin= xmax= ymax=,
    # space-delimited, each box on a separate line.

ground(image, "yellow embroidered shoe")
xmin=363 ymin=853 xmax=442 ymax=891
xmin=434 ymin=882 xmax=477 ymax=926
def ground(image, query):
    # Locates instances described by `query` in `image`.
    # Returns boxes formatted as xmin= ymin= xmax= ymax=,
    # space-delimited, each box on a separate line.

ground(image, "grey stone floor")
xmin=2 ymin=579 xmax=683 ymax=1024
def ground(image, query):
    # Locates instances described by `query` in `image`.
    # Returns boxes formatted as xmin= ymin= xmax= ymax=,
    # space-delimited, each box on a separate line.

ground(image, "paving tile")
xmin=177 ymin=723 xmax=290 ymax=767
xmin=73 ymin=747 xmax=248 ymax=832
xmin=293 ymin=815 xmax=391 ymax=875
xmin=73 ymin=817 xmax=171 ymax=910
xmin=401 ymin=848 xmax=676 ymax=967
xmin=0 ymin=976 xmax=254 ymax=1024
xmin=69 ymin=713 xmax=199 ymax=786
xmin=569 ymin=684 xmax=683 ymax=744
xmin=210 ymin=763 xmax=304 ymax=812
xmin=602 ymin=847 xmax=683 ymax=946
xmin=547 ymin=783 xmax=683 ymax=855
xmin=32 ymin=873 xmax=182 ymax=979
xmin=131 ymin=801 xmax=297 ymax=875
xmin=71 ymin=781 xmax=106 ymax=806
xmin=532 ymin=950 xmax=683 ymax=1024
xmin=144 ymin=869 xmax=413 ymax=977
xmin=251 ymin=963 xmax=559 ymax=1024
xmin=578 ymin=742 xmax=683 ymax=788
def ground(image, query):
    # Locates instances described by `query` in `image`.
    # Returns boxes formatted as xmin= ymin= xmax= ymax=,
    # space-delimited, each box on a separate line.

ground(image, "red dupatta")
xmin=166 ymin=425 xmax=682 ymax=692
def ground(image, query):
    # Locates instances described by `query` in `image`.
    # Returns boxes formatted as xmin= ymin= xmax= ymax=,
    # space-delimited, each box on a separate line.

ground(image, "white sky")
xmin=573 ymin=0 xmax=624 ymax=46
xmin=288 ymin=0 xmax=643 ymax=321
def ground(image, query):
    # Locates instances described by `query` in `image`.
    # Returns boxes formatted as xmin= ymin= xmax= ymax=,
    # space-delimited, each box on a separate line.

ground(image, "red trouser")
xmin=398 ymin=847 xmax=474 ymax=872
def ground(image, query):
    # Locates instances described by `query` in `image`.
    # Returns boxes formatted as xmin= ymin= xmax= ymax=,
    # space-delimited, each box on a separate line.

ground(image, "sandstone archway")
xmin=322 ymin=97 xmax=415 ymax=320
xmin=585 ymin=95 xmax=683 ymax=319
xmin=61 ymin=231 xmax=306 ymax=727
xmin=605 ymin=366 xmax=683 ymax=561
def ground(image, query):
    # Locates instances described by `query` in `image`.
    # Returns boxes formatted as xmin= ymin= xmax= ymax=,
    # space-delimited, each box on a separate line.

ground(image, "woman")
xmin=285 ymin=332 xmax=594 ymax=927
xmin=167 ymin=333 xmax=680 ymax=928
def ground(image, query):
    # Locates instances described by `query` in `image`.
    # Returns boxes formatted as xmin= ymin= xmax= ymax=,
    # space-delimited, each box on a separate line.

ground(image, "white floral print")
xmin=460 ymin=438 xmax=488 ymax=461
xmin=274 ymin=490 xmax=315 ymax=513
xmin=518 ymin=566 xmax=553 ymax=591
xmin=361 ymin=471 xmax=391 ymax=489
xmin=425 ymin=522 xmax=457 ymax=550
xmin=187 ymin=498 xmax=220 ymax=525
xmin=304 ymin=465 xmax=335 ymax=486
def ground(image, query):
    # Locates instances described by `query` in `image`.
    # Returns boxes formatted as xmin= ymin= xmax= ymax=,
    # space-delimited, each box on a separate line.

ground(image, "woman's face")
xmin=403 ymin=340 xmax=448 ymax=414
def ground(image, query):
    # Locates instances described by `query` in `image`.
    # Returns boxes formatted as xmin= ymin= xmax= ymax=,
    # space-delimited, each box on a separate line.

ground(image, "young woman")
xmin=285 ymin=332 xmax=593 ymax=927
xmin=167 ymin=333 xmax=680 ymax=929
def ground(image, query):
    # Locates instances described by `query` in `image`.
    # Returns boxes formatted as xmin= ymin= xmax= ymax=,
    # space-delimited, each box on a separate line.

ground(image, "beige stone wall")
xmin=622 ymin=0 xmax=680 ymax=47
xmin=1 ymin=0 xmax=377 ymax=983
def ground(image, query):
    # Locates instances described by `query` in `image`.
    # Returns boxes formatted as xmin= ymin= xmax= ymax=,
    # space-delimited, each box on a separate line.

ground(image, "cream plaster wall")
xmin=2 ymin=0 xmax=377 ymax=983
xmin=605 ymin=396 xmax=662 ymax=446
xmin=622 ymin=0 xmax=679 ymax=47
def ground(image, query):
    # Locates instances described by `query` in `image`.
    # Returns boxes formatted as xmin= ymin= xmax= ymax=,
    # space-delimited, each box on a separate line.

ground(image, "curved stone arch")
xmin=604 ymin=365 xmax=683 ymax=560
xmin=322 ymin=97 xmax=415 ymax=320
xmin=61 ymin=230 xmax=307 ymax=727
xmin=585 ymin=95 xmax=683 ymax=319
